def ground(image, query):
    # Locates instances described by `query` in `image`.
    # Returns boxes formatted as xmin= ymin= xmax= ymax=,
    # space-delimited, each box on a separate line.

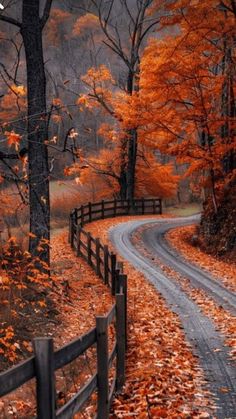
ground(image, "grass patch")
xmin=164 ymin=203 xmax=202 ymax=217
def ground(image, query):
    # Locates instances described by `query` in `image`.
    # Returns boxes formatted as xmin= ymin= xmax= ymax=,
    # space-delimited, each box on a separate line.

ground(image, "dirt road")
xmin=110 ymin=217 xmax=236 ymax=418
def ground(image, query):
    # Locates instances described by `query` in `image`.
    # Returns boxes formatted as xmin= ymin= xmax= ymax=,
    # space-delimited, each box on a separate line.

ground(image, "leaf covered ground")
xmin=1 ymin=231 xmax=113 ymax=417
xmin=87 ymin=217 xmax=214 ymax=417
xmin=167 ymin=225 xmax=236 ymax=292
xmin=2 ymin=216 xmax=226 ymax=417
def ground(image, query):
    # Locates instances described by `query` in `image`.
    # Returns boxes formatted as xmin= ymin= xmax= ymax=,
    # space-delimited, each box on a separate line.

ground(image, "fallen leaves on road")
xmin=132 ymin=223 xmax=236 ymax=361
xmin=166 ymin=226 xmax=236 ymax=359
xmin=87 ymin=217 xmax=214 ymax=418
xmin=167 ymin=226 xmax=236 ymax=292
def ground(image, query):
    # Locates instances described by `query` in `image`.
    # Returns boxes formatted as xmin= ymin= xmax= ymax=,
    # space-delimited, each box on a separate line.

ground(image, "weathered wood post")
xmin=96 ymin=238 xmax=101 ymax=277
xmin=115 ymin=269 xmax=121 ymax=294
xmin=116 ymin=292 xmax=126 ymax=391
xmin=127 ymin=198 xmax=130 ymax=214
xmin=87 ymin=232 xmax=92 ymax=266
xmin=88 ymin=202 xmax=92 ymax=222
xmin=33 ymin=337 xmax=55 ymax=419
xmin=81 ymin=205 xmax=84 ymax=227
xmin=118 ymin=274 xmax=128 ymax=345
xmin=76 ymin=225 xmax=81 ymax=257
xmin=68 ymin=213 xmax=72 ymax=245
xmin=111 ymin=253 xmax=117 ymax=295
xmin=96 ymin=316 xmax=109 ymax=419
xmin=116 ymin=261 xmax=124 ymax=274
xmin=142 ymin=197 xmax=145 ymax=215
xmin=101 ymin=200 xmax=105 ymax=219
xmin=104 ymin=245 xmax=109 ymax=285
xmin=75 ymin=208 xmax=78 ymax=224
xmin=152 ymin=199 xmax=155 ymax=214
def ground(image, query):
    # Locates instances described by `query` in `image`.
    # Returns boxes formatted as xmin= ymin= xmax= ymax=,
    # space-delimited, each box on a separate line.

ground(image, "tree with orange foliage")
xmin=124 ymin=0 xmax=235 ymax=214
xmin=73 ymin=0 xmax=165 ymax=201
xmin=68 ymin=137 xmax=179 ymax=201
xmin=119 ymin=0 xmax=235 ymax=251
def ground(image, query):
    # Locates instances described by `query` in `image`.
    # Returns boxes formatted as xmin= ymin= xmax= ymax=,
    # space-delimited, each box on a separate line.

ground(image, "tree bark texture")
xmin=126 ymin=128 xmax=137 ymax=201
xmin=21 ymin=0 xmax=50 ymax=263
xmin=125 ymin=66 xmax=138 ymax=201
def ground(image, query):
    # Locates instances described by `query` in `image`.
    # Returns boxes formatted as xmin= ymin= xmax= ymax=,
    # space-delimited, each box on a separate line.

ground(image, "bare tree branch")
xmin=0 ymin=13 xmax=21 ymax=27
xmin=40 ymin=0 xmax=53 ymax=28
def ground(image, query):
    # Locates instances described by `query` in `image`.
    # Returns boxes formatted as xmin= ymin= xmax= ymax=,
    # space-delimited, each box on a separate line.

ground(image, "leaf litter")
xmin=87 ymin=216 xmax=215 ymax=418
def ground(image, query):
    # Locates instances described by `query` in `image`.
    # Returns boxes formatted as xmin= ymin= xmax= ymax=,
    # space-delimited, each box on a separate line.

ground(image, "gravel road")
xmin=110 ymin=217 xmax=236 ymax=418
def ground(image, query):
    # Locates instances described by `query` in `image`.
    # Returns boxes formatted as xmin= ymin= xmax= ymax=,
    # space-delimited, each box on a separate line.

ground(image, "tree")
xmin=73 ymin=0 xmax=162 ymax=200
xmin=67 ymin=129 xmax=179 ymax=200
xmin=0 ymin=0 xmax=53 ymax=264
xmin=125 ymin=0 xmax=235 ymax=212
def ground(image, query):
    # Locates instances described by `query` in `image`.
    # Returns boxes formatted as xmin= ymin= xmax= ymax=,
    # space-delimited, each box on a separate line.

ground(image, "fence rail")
xmin=0 ymin=286 xmax=126 ymax=419
xmin=0 ymin=197 xmax=161 ymax=418
xmin=69 ymin=197 xmax=162 ymax=232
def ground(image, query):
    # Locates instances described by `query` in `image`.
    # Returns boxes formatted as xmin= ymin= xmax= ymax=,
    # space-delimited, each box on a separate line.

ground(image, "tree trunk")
xmin=125 ymin=68 xmax=138 ymax=201
xmin=126 ymin=128 xmax=137 ymax=201
xmin=21 ymin=0 xmax=50 ymax=264
xmin=119 ymin=171 xmax=127 ymax=200
xmin=118 ymin=137 xmax=127 ymax=199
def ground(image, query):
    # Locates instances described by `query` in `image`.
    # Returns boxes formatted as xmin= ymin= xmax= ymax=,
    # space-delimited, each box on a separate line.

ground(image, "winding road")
xmin=110 ymin=216 xmax=236 ymax=419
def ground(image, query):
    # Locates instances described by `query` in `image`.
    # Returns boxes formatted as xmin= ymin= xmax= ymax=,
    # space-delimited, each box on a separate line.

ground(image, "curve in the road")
xmin=110 ymin=218 xmax=236 ymax=419
xmin=141 ymin=218 xmax=236 ymax=315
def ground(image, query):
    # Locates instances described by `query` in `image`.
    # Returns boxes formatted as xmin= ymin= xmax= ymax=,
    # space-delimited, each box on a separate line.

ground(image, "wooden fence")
xmin=0 ymin=197 xmax=161 ymax=418
xmin=69 ymin=197 xmax=162 ymax=231
xmin=0 ymin=272 xmax=126 ymax=418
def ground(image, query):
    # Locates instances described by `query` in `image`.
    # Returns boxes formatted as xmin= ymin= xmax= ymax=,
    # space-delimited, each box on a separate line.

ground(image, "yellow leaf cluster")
xmin=73 ymin=13 xmax=99 ymax=36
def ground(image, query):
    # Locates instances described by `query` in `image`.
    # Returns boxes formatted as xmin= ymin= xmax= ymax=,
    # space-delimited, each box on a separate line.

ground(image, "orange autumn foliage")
xmin=73 ymin=13 xmax=100 ymax=37
xmin=124 ymin=0 xmax=236 ymax=201
xmin=136 ymin=153 xmax=180 ymax=198
xmin=68 ymin=145 xmax=179 ymax=199
xmin=76 ymin=64 xmax=179 ymax=199
xmin=0 ymin=235 xmax=51 ymax=363
xmin=0 ymin=84 xmax=26 ymax=122
xmin=45 ymin=8 xmax=72 ymax=45
xmin=4 ymin=131 xmax=21 ymax=150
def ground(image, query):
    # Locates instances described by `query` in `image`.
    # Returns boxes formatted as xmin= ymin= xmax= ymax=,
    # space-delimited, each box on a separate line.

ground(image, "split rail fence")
xmin=0 ymin=197 xmax=162 ymax=418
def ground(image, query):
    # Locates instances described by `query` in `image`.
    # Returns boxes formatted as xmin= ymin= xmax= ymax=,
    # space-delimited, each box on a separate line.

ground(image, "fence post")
xmin=70 ymin=213 xmax=75 ymax=248
xmin=101 ymin=200 xmax=105 ymax=219
xmin=75 ymin=208 xmax=78 ymax=223
xmin=87 ymin=232 xmax=92 ymax=266
xmin=76 ymin=225 xmax=81 ymax=257
xmin=116 ymin=293 xmax=126 ymax=391
xmin=104 ymin=245 xmax=109 ymax=285
xmin=81 ymin=205 xmax=84 ymax=227
xmin=114 ymin=198 xmax=117 ymax=217
xmin=68 ymin=214 xmax=72 ymax=245
xmin=118 ymin=274 xmax=128 ymax=348
xmin=153 ymin=199 xmax=155 ymax=214
xmin=96 ymin=238 xmax=101 ymax=277
xmin=159 ymin=199 xmax=162 ymax=214
xmin=127 ymin=199 xmax=130 ymax=214
xmin=33 ymin=337 xmax=55 ymax=419
xmin=96 ymin=316 xmax=109 ymax=419
xmin=116 ymin=261 xmax=123 ymax=274
xmin=88 ymin=202 xmax=92 ymax=222
xmin=111 ymin=253 xmax=117 ymax=295
xmin=142 ymin=197 xmax=145 ymax=215
xmin=115 ymin=269 xmax=120 ymax=294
